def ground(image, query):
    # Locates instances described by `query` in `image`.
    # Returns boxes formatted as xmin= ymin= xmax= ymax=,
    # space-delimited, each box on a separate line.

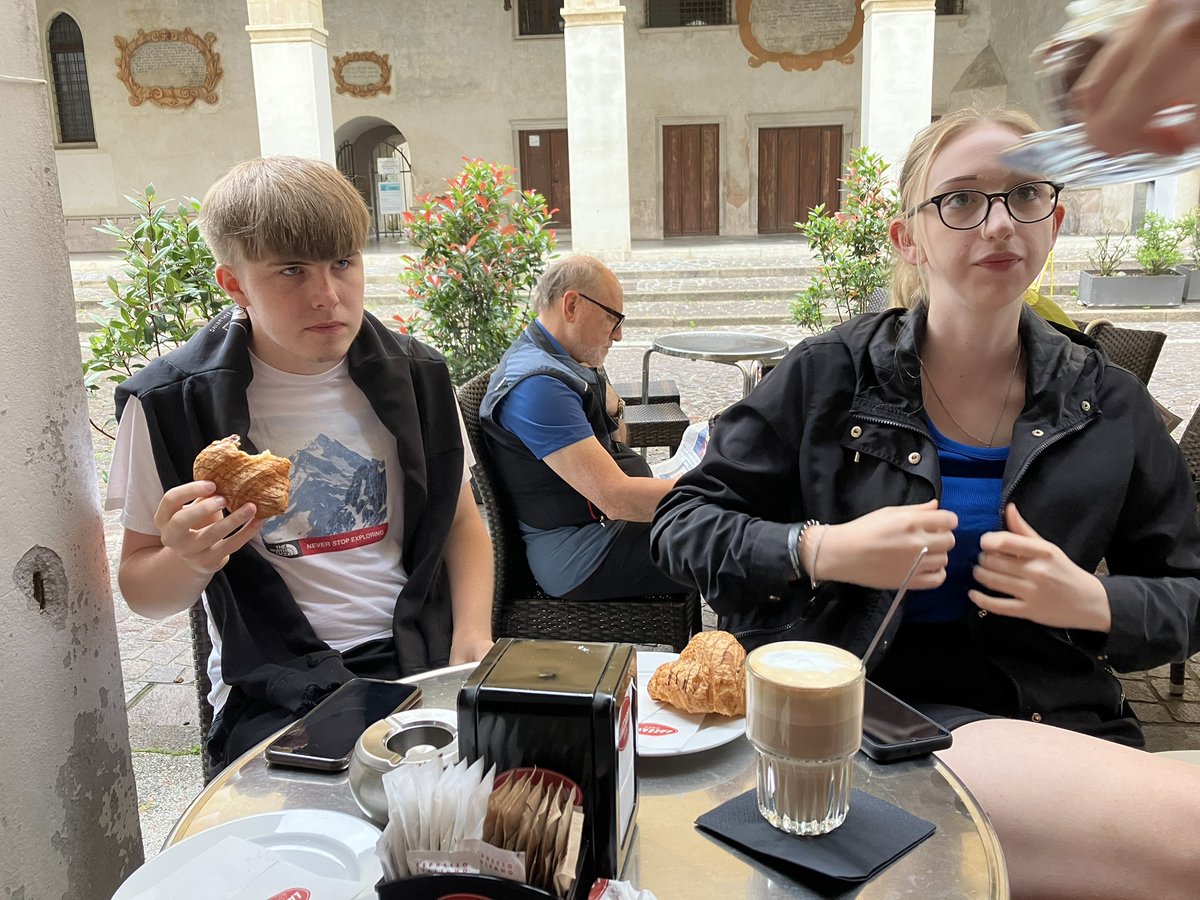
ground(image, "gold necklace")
xmin=920 ymin=344 xmax=1021 ymax=449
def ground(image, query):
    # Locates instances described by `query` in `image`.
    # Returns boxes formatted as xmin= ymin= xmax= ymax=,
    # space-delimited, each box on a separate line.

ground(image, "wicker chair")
xmin=1168 ymin=404 xmax=1200 ymax=694
xmin=457 ymin=368 xmax=702 ymax=650
xmin=187 ymin=602 xmax=217 ymax=782
xmin=1077 ymin=319 xmax=1167 ymax=386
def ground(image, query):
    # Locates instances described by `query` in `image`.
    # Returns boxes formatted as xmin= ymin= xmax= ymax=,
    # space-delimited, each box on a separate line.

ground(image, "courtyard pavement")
xmin=85 ymin=239 xmax=1200 ymax=862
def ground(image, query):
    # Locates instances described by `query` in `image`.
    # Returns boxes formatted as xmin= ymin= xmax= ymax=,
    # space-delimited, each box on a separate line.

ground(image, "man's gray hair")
xmin=531 ymin=255 xmax=611 ymax=312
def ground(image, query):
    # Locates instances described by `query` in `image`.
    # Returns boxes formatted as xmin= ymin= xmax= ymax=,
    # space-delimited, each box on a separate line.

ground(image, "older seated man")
xmin=479 ymin=255 xmax=691 ymax=601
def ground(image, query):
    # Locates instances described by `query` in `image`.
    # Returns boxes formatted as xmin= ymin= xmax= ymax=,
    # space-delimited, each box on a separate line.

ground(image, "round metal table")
xmin=642 ymin=331 xmax=790 ymax=401
xmin=167 ymin=664 xmax=1008 ymax=899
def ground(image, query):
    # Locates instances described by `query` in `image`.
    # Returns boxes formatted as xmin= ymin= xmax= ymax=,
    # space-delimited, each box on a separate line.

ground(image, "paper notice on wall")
xmin=650 ymin=421 xmax=709 ymax=480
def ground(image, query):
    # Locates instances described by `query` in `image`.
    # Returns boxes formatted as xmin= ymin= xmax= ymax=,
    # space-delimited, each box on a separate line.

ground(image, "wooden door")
xmin=518 ymin=129 xmax=571 ymax=227
xmin=757 ymin=126 xmax=842 ymax=234
xmin=662 ymin=123 xmax=720 ymax=237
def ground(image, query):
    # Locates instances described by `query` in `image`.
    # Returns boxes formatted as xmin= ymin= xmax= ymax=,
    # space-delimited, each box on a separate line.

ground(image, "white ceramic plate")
xmin=636 ymin=650 xmax=746 ymax=758
xmin=113 ymin=808 xmax=382 ymax=899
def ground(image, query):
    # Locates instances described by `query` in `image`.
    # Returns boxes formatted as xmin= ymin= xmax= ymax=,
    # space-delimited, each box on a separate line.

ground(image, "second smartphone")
xmin=860 ymin=680 xmax=953 ymax=763
xmin=264 ymin=677 xmax=422 ymax=772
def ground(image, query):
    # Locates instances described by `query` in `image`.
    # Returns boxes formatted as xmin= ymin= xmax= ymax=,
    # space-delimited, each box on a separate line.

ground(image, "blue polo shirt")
xmin=494 ymin=321 xmax=619 ymax=594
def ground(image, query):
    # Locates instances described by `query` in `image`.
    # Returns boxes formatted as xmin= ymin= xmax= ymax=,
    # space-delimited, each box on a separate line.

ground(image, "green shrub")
xmin=1134 ymin=212 xmax=1185 ymax=276
xmin=83 ymin=186 xmax=222 ymax=393
xmin=400 ymin=158 xmax=558 ymax=383
xmin=792 ymin=148 xmax=898 ymax=331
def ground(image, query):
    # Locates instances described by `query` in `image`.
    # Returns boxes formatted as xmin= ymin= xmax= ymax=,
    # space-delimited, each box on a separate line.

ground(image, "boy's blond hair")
xmin=891 ymin=107 xmax=1043 ymax=310
xmin=197 ymin=156 xmax=370 ymax=266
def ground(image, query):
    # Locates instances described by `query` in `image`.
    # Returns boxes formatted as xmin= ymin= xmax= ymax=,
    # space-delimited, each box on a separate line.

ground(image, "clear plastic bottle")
xmin=1001 ymin=0 xmax=1200 ymax=186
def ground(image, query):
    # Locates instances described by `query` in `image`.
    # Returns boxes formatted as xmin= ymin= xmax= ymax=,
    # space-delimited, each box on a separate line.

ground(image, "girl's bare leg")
xmin=937 ymin=719 xmax=1200 ymax=900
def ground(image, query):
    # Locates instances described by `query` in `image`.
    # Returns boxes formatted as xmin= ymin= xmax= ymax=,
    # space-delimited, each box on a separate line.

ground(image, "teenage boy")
xmin=106 ymin=156 xmax=494 ymax=769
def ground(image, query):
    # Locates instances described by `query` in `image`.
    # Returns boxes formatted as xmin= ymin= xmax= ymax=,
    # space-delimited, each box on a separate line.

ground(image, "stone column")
xmin=562 ymin=0 xmax=632 ymax=258
xmin=860 ymin=0 xmax=937 ymax=174
xmin=245 ymin=0 xmax=335 ymax=162
xmin=0 ymin=1 xmax=143 ymax=896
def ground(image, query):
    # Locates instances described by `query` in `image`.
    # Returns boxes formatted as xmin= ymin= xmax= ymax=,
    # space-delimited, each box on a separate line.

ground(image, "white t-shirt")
xmin=105 ymin=352 xmax=474 ymax=713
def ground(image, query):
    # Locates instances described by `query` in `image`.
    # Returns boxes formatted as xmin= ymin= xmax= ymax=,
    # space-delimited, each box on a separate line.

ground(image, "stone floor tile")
xmin=127 ymin=683 xmax=203 ymax=728
xmin=143 ymin=622 xmax=185 ymax=642
xmin=1151 ymin=677 xmax=1195 ymax=701
xmin=1166 ymin=702 xmax=1200 ymax=724
xmin=139 ymin=640 xmax=190 ymax=665
xmin=144 ymin=664 xmax=187 ymax=684
xmin=122 ymin=657 xmax=152 ymax=681
xmin=1141 ymin=723 xmax=1200 ymax=753
xmin=1118 ymin=679 xmax=1157 ymax=702
xmin=1129 ymin=701 xmax=1174 ymax=723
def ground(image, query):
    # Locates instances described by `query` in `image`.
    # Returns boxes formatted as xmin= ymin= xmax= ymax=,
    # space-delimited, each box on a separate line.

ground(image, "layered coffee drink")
xmin=746 ymin=641 xmax=864 ymax=836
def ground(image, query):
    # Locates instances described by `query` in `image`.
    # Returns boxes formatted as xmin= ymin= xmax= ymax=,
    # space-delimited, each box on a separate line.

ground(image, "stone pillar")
xmin=562 ymin=0 xmax=632 ymax=258
xmin=0 ymin=1 xmax=143 ymax=896
xmin=860 ymin=0 xmax=937 ymax=174
xmin=245 ymin=0 xmax=335 ymax=162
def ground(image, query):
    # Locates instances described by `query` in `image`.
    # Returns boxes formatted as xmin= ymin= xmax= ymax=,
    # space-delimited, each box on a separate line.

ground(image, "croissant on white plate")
xmin=647 ymin=630 xmax=746 ymax=717
xmin=193 ymin=434 xmax=291 ymax=519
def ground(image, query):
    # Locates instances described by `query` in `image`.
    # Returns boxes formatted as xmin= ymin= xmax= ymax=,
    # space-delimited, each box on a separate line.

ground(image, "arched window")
xmin=48 ymin=13 xmax=96 ymax=143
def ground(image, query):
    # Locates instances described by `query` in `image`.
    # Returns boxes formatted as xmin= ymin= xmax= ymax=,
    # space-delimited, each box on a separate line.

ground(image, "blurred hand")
xmin=970 ymin=504 xmax=1111 ymax=632
xmin=450 ymin=633 xmax=494 ymax=666
xmin=154 ymin=480 xmax=263 ymax=578
xmin=1072 ymin=0 xmax=1200 ymax=156
xmin=816 ymin=499 xmax=957 ymax=590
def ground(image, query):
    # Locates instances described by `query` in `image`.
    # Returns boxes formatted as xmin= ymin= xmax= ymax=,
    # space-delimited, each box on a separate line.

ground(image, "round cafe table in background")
xmin=641 ymin=331 xmax=790 ymax=401
xmin=166 ymin=663 xmax=1008 ymax=899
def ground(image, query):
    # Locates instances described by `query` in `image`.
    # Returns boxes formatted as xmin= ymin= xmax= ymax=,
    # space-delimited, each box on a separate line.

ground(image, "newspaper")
xmin=649 ymin=421 xmax=710 ymax=479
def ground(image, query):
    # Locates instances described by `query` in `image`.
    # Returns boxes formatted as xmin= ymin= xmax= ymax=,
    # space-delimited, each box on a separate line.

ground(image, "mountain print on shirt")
xmin=262 ymin=434 xmax=388 ymax=558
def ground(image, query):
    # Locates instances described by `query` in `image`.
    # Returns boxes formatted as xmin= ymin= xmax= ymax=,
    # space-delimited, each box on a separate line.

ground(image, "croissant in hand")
xmin=647 ymin=630 xmax=746 ymax=717
xmin=193 ymin=434 xmax=292 ymax=519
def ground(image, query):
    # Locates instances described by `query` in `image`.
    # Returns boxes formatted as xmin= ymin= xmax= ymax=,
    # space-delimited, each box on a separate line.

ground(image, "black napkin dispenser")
xmin=457 ymin=638 xmax=639 ymax=886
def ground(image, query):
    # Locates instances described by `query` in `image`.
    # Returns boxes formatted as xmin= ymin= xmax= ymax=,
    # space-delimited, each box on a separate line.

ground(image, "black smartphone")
xmin=264 ymin=677 xmax=422 ymax=772
xmin=860 ymin=680 xmax=952 ymax=763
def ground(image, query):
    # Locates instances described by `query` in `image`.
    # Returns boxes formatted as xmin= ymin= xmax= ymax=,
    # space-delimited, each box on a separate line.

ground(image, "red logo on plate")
xmin=267 ymin=890 xmax=311 ymax=900
xmin=618 ymin=693 xmax=632 ymax=751
xmin=639 ymin=722 xmax=679 ymax=737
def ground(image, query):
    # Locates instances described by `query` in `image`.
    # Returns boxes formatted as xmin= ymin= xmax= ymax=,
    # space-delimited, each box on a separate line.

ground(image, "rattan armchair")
xmin=457 ymin=368 xmax=702 ymax=650
xmin=1168 ymin=404 xmax=1200 ymax=694
xmin=187 ymin=601 xmax=217 ymax=782
xmin=1077 ymin=319 xmax=1167 ymax=386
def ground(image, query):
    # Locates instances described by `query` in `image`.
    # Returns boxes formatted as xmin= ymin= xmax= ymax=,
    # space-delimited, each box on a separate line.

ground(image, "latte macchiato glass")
xmin=745 ymin=641 xmax=865 ymax=836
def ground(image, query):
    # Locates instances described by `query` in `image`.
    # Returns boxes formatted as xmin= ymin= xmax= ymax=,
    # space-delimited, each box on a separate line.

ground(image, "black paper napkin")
xmin=695 ymin=789 xmax=935 ymax=886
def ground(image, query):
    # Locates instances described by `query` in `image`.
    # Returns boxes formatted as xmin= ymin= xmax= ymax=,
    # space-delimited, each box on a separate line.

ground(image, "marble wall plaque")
xmin=737 ymin=0 xmax=864 ymax=71
xmin=333 ymin=51 xmax=393 ymax=98
xmin=114 ymin=28 xmax=222 ymax=108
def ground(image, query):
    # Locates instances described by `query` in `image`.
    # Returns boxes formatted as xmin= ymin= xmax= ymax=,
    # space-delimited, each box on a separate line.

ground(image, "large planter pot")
xmin=1077 ymin=269 xmax=1185 ymax=307
xmin=1174 ymin=264 xmax=1200 ymax=302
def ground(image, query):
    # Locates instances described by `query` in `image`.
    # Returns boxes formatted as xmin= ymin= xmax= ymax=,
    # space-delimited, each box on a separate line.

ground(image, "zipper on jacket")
xmin=731 ymin=613 xmax=807 ymax=642
xmin=998 ymin=416 xmax=1096 ymax=512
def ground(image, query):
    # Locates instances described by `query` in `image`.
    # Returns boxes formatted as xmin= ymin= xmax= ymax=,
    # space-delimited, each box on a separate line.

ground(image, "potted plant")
xmin=1078 ymin=213 xmax=1186 ymax=307
xmin=400 ymin=158 xmax=558 ymax=384
xmin=791 ymin=147 xmax=898 ymax=331
xmin=1174 ymin=209 xmax=1200 ymax=302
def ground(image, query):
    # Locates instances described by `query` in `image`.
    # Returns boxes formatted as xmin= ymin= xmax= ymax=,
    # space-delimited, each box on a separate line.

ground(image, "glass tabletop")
xmin=167 ymin=663 xmax=1008 ymax=899
xmin=651 ymin=331 xmax=789 ymax=364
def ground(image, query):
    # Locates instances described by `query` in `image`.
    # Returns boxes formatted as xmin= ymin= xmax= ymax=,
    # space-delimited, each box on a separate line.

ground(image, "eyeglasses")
xmin=909 ymin=180 xmax=1064 ymax=231
xmin=577 ymin=292 xmax=626 ymax=337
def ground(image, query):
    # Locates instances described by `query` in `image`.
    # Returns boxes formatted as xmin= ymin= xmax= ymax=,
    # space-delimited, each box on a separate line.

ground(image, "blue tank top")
xmin=903 ymin=419 xmax=1009 ymax=623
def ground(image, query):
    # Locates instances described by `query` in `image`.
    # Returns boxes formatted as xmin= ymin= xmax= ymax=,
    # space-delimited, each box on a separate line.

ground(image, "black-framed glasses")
xmin=577 ymin=292 xmax=626 ymax=336
xmin=909 ymin=180 xmax=1064 ymax=230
